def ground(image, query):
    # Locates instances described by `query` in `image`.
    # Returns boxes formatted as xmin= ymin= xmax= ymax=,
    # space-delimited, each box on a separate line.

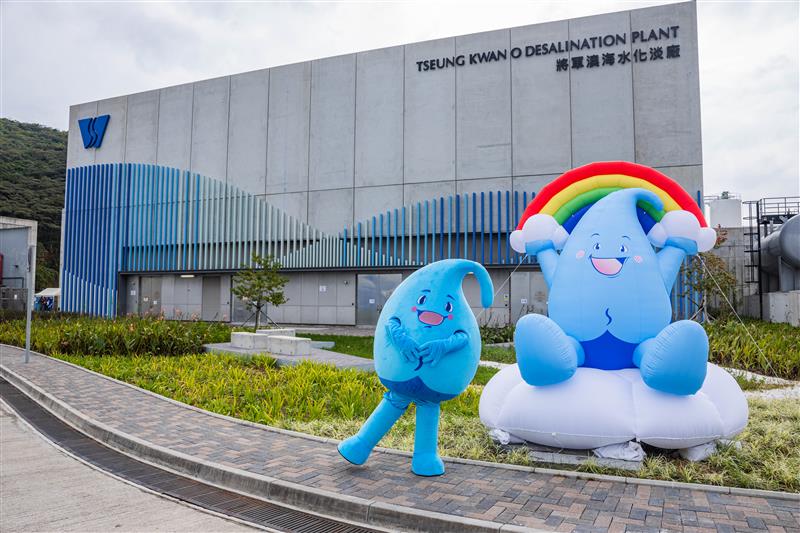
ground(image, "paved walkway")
xmin=1 ymin=346 xmax=798 ymax=533
xmin=0 ymin=403 xmax=253 ymax=532
xmin=205 ymin=342 xmax=374 ymax=371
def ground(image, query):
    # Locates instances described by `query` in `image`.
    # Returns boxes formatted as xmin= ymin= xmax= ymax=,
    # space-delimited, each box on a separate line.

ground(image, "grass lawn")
xmin=53 ymin=351 xmax=799 ymax=492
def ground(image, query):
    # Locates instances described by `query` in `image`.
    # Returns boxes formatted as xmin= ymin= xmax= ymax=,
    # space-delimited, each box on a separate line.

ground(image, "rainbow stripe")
xmin=517 ymin=161 xmax=706 ymax=231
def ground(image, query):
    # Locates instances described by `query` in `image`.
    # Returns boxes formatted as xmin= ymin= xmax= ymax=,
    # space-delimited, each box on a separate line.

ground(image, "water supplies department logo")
xmin=78 ymin=115 xmax=110 ymax=149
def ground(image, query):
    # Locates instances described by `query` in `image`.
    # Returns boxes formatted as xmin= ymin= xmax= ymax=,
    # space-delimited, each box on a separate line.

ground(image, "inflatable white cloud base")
xmin=479 ymin=363 xmax=748 ymax=451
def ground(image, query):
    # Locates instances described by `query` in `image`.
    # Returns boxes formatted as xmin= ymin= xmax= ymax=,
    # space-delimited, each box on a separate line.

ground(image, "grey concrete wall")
xmin=66 ymin=1 xmax=702 ymax=238
xmin=241 ymin=271 xmax=357 ymax=325
xmin=227 ymin=70 xmax=269 ymax=196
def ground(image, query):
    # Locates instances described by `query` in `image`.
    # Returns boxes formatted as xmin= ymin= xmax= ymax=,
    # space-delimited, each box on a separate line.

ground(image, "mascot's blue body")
xmin=338 ymin=259 xmax=493 ymax=476
xmin=516 ymin=188 xmax=710 ymax=395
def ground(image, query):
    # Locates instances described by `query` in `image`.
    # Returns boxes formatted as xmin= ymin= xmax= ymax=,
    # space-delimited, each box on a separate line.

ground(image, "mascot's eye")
xmin=417 ymin=295 xmax=427 ymax=305
xmin=445 ymin=302 xmax=453 ymax=313
xmin=593 ymin=242 xmax=601 ymax=251
xmin=620 ymin=244 xmax=628 ymax=253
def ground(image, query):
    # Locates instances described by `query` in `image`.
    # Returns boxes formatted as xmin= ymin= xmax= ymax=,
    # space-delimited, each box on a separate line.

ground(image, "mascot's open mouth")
xmin=417 ymin=310 xmax=445 ymax=326
xmin=590 ymin=256 xmax=627 ymax=276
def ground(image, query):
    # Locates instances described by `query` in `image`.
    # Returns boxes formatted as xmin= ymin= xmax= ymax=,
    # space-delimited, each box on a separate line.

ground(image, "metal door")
xmin=201 ymin=276 xmax=221 ymax=321
xmin=140 ymin=276 xmax=162 ymax=316
xmin=356 ymin=273 xmax=402 ymax=325
xmin=124 ymin=276 xmax=139 ymax=316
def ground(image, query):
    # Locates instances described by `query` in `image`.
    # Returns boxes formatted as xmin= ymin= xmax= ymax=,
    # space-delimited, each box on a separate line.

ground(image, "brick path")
xmin=1 ymin=347 xmax=798 ymax=533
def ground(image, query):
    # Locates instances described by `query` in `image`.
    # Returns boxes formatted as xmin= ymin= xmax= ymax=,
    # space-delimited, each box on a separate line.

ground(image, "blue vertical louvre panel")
xmin=439 ymin=197 xmax=444 ymax=261
xmin=66 ymin=163 xmax=586 ymax=314
xmin=488 ymin=192 xmax=494 ymax=264
xmin=379 ymin=214 xmax=384 ymax=266
xmin=448 ymin=196 xmax=453 ymax=260
xmin=424 ymin=201 xmax=429 ymax=264
xmin=472 ymin=193 xmax=478 ymax=262
xmin=193 ymin=173 xmax=200 ymax=269
xmin=497 ymin=191 xmax=503 ymax=264
xmin=431 ymin=200 xmax=436 ymax=262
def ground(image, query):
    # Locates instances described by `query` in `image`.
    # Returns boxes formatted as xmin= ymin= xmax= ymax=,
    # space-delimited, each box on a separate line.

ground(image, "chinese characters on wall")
xmin=556 ymin=44 xmax=680 ymax=72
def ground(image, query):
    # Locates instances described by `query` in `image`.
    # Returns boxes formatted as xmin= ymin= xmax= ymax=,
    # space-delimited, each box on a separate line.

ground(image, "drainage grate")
xmin=0 ymin=378 xmax=378 ymax=533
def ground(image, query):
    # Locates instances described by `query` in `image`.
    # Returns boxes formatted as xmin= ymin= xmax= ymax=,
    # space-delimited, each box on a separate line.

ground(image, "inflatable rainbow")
xmin=517 ymin=161 xmax=706 ymax=234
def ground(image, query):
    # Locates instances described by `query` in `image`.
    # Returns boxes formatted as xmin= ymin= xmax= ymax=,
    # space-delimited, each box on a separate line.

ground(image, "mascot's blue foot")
xmin=411 ymin=452 xmax=445 ymax=477
xmin=515 ymin=314 xmax=583 ymax=386
xmin=634 ymin=320 xmax=709 ymax=395
xmin=411 ymin=401 xmax=444 ymax=476
xmin=337 ymin=436 xmax=372 ymax=465
xmin=338 ymin=395 xmax=409 ymax=465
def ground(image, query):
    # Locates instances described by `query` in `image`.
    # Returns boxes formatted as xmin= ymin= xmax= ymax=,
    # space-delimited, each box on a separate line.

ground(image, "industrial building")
xmin=60 ymin=1 xmax=702 ymax=325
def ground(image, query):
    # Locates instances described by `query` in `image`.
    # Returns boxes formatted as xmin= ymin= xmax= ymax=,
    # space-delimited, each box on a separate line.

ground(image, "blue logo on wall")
xmin=78 ymin=115 xmax=110 ymax=149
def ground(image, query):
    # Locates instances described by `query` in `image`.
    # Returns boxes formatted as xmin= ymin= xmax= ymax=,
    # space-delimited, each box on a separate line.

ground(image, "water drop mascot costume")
xmin=338 ymin=259 xmax=493 ymax=476
xmin=480 ymin=162 xmax=748 ymax=452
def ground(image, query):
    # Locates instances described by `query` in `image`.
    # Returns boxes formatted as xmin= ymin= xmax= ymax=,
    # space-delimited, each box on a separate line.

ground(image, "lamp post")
xmin=25 ymin=243 xmax=36 ymax=364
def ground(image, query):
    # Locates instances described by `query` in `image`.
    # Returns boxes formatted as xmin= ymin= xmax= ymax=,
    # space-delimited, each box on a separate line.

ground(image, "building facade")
xmin=61 ymin=1 xmax=702 ymax=325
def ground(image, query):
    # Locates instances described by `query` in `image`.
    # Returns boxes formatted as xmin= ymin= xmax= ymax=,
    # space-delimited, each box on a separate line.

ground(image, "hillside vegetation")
xmin=0 ymin=118 xmax=67 ymax=289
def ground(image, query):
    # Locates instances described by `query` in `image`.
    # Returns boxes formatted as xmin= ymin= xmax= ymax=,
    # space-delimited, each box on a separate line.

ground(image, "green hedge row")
xmin=0 ymin=316 xmax=231 ymax=357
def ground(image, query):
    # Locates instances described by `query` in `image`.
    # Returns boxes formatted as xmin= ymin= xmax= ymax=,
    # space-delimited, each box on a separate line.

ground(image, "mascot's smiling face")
xmin=412 ymin=290 xmax=455 ymax=327
xmin=582 ymin=232 xmax=644 ymax=278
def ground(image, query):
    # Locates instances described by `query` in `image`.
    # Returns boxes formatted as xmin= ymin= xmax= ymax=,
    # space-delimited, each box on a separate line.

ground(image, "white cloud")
xmin=1 ymin=0 xmax=797 ymax=201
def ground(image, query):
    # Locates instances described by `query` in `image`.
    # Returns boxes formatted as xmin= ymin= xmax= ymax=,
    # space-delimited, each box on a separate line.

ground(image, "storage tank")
xmin=760 ymin=214 xmax=800 ymax=291
xmin=708 ymin=197 xmax=742 ymax=228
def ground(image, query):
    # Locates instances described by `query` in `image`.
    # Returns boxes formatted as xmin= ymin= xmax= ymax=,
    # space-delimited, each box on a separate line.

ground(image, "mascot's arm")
xmin=654 ymin=210 xmax=717 ymax=290
xmin=657 ymin=237 xmax=697 ymax=291
xmin=385 ymin=317 xmax=419 ymax=362
xmin=418 ymin=330 xmax=468 ymax=368
xmin=510 ymin=214 xmax=567 ymax=288
xmin=657 ymin=242 xmax=688 ymax=291
xmin=526 ymin=241 xmax=558 ymax=287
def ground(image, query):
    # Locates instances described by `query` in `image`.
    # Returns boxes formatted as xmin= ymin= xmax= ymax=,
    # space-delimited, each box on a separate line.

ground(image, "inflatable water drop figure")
xmin=338 ymin=259 xmax=493 ymax=476
xmin=480 ymin=162 xmax=748 ymax=453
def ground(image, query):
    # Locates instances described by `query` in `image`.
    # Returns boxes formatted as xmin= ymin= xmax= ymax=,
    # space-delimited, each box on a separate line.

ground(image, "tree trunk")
xmin=254 ymin=303 xmax=261 ymax=332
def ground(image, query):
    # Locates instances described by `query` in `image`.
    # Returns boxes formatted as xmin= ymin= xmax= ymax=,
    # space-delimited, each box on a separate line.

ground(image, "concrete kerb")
xmin=0 ymin=360 xmax=513 ymax=533
xmin=1 ymin=345 xmax=798 ymax=505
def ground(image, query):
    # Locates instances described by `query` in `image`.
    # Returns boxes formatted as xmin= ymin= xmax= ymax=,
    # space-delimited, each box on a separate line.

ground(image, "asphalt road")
xmin=0 ymin=404 xmax=256 ymax=533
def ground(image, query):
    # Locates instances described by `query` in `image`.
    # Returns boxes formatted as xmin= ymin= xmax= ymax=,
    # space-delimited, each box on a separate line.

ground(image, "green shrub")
xmin=0 ymin=316 xmax=231 ymax=357
xmin=706 ymin=318 xmax=800 ymax=380
xmin=479 ymin=324 xmax=514 ymax=344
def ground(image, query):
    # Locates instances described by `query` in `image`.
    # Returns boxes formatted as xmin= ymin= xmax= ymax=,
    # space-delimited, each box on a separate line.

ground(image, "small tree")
xmin=680 ymin=227 xmax=738 ymax=321
xmin=232 ymin=253 xmax=289 ymax=332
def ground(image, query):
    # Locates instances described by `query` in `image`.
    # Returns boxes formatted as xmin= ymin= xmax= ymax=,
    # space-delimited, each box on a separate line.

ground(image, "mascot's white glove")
xmin=509 ymin=214 xmax=569 ymax=255
xmin=647 ymin=210 xmax=717 ymax=253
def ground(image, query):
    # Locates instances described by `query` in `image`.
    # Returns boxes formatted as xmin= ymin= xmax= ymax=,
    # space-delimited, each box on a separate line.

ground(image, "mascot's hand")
xmin=418 ymin=333 xmax=468 ymax=368
xmin=648 ymin=210 xmax=716 ymax=254
xmin=418 ymin=340 xmax=448 ymax=368
xmin=385 ymin=320 xmax=419 ymax=363
xmin=509 ymin=214 xmax=568 ymax=255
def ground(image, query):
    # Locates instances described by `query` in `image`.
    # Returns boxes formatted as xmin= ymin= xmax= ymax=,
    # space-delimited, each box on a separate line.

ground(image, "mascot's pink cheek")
xmin=634 ymin=255 xmax=643 ymax=263
xmin=411 ymin=306 xmax=417 ymax=312
xmin=448 ymin=314 xmax=454 ymax=320
xmin=576 ymin=250 xmax=585 ymax=259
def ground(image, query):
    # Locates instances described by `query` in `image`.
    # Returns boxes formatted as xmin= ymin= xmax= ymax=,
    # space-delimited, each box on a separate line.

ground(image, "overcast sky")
xmin=1 ymin=1 xmax=798 ymax=201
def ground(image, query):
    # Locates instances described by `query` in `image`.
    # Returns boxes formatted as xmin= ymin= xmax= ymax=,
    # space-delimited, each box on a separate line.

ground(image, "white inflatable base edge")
xmin=479 ymin=363 xmax=748 ymax=450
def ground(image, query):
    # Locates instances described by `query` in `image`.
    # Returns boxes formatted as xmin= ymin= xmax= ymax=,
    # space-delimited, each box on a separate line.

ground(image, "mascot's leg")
xmin=515 ymin=313 xmax=584 ymax=386
xmin=634 ymin=320 xmax=708 ymax=395
xmin=411 ymin=401 xmax=444 ymax=477
xmin=338 ymin=391 xmax=410 ymax=465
